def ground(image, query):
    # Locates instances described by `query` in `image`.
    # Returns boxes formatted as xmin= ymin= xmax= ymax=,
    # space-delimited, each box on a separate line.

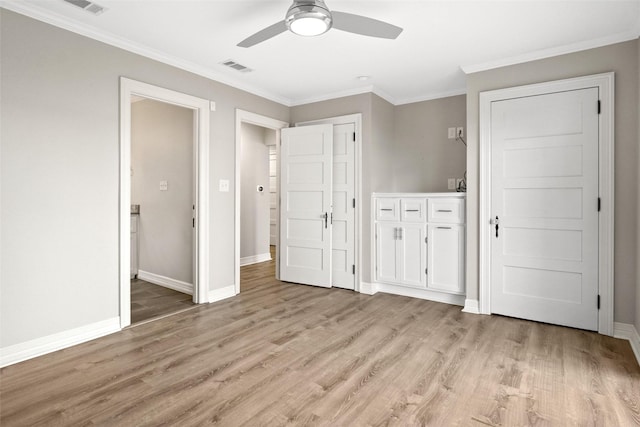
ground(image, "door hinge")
xmin=352 ymin=132 xmax=356 ymax=142
xmin=353 ymin=198 xmax=356 ymax=208
xmin=192 ymin=218 xmax=195 ymax=228
xmin=425 ymin=236 xmax=428 ymax=244
xmin=352 ymin=265 xmax=355 ymax=275
xmin=425 ymin=268 xmax=428 ymax=275
xmin=598 ymin=197 xmax=601 ymax=212
xmin=597 ymin=294 xmax=600 ymax=309
xmin=597 ymin=100 xmax=601 ymax=114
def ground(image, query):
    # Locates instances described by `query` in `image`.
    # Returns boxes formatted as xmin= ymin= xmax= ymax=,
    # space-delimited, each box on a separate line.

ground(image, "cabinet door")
xmin=427 ymin=224 xmax=465 ymax=293
xmin=398 ymin=224 xmax=427 ymax=288
xmin=376 ymin=223 xmax=399 ymax=283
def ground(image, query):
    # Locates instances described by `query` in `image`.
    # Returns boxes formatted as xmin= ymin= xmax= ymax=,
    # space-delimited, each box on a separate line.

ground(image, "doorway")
xmin=120 ymin=78 xmax=210 ymax=328
xmin=235 ymin=110 xmax=289 ymax=293
xmin=478 ymin=73 xmax=614 ymax=335
xmin=129 ymin=96 xmax=196 ymax=324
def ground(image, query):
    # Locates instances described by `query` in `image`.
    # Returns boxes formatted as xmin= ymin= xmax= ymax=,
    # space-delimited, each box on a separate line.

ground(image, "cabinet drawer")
xmin=375 ymin=198 xmax=400 ymax=221
xmin=400 ymin=199 xmax=426 ymax=222
xmin=428 ymin=198 xmax=465 ymax=224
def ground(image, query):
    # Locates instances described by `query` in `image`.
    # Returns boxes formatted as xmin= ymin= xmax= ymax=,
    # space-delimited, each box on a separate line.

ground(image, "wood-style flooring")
xmin=1 ymin=254 xmax=639 ymax=426
xmin=131 ymin=278 xmax=194 ymax=324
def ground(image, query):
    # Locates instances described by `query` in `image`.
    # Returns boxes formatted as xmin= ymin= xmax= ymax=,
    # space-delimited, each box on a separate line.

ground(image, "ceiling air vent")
xmin=221 ymin=60 xmax=253 ymax=73
xmin=62 ymin=0 xmax=106 ymax=15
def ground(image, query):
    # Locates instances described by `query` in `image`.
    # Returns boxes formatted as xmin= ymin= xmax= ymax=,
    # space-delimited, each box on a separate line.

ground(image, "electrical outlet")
xmin=448 ymin=178 xmax=456 ymax=190
xmin=448 ymin=127 xmax=456 ymax=139
xmin=159 ymin=180 xmax=168 ymax=191
xmin=219 ymin=179 xmax=229 ymax=192
xmin=456 ymin=127 xmax=464 ymax=138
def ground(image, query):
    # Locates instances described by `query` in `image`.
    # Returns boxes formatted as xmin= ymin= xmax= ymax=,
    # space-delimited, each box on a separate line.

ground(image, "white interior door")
xmin=331 ymin=123 xmax=355 ymax=290
xmin=490 ymin=88 xmax=599 ymax=330
xmin=280 ymin=125 xmax=333 ymax=287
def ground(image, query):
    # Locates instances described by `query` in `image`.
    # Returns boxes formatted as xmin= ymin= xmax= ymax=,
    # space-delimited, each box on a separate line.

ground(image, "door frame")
xmin=119 ymin=77 xmax=211 ymax=328
xmin=296 ymin=114 xmax=363 ymax=292
xmin=235 ymin=110 xmax=289 ymax=294
xmin=478 ymin=72 xmax=614 ymax=335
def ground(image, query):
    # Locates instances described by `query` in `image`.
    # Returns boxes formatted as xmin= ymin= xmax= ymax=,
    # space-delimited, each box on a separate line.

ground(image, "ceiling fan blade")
xmin=331 ymin=11 xmax=403 ymax=39
xmin=238 ymin=20 xmax=287 ymax=48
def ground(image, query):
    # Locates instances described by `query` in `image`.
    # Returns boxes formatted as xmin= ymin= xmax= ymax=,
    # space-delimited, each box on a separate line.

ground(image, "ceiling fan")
xmin=238 ymin=0 xmax=403 ymax=48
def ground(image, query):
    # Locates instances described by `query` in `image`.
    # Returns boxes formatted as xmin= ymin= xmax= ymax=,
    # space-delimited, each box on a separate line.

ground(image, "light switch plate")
xmin=448 ymin=178 xmax=456 ymax=190
xmin=447 ymin=127 xmax=456 ymax=139
xmin=219 ymin=179 xmax=230 ymax=192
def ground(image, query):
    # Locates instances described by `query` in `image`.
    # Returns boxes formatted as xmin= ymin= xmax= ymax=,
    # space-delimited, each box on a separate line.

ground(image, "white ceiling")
xmin=3 ymin=0 xmax=640 ymax=106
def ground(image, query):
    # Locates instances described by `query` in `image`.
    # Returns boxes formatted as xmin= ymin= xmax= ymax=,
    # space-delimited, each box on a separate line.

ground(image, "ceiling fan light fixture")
xmin=285 ymin=2 xmax=332 ymax=36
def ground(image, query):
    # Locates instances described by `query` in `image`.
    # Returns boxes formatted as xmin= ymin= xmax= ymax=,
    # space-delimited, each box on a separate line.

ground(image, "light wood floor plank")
xmin=1 ymin=254 xmax=638 ymax=426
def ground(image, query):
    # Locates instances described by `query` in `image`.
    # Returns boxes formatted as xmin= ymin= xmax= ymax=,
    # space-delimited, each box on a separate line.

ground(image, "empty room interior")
xmin=1 ymin=1 xmax=640 ymax=425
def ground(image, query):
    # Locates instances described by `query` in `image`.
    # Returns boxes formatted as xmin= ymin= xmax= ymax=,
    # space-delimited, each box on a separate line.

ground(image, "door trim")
xmin=296 ymin=114 xmax=363 ymax=292
xmin=478 ymin=72 xmax=614 ymax=335
xmin=235 ymin=110 xmax=289 ymax=294
xmin=119 ymin=77 xmax=211 ymax=329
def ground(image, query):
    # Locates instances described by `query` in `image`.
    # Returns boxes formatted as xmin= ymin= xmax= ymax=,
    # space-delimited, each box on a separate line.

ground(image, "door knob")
xmin=489 ymin=216 xmax=499 ymax=237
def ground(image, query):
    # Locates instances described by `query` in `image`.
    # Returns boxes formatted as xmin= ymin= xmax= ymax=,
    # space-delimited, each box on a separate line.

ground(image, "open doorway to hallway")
xmin=239 ymin=122 xmax=277 ymax=290
xmin=130 ymin=96 xmax=195 ymax=323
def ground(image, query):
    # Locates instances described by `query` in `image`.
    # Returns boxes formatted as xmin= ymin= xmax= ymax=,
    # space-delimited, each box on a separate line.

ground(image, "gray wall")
xmin=465 ymin=40 xmax=639 ymax=324
xmin=132 ymin=99 xmax=193 ymax=284
xmin=240 ymin=123 xmax=271 ymax=259
xmin=0 ymin=9 xmax=289 ymax=348
xmin=637 ymin=37 xmax=640 ymax=334
xmin=393 ymin=95 xmax=467 ymax=192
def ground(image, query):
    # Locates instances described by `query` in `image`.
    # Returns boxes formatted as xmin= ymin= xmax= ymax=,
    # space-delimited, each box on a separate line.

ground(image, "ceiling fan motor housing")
xmin=285 ymin=0 xmax=333 ymax=35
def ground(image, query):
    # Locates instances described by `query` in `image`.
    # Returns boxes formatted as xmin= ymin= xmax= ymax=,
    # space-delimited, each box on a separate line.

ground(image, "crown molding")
xmin=289 ymin=84 xmax=377 ymax=107
xmin=394 ymin=87 xmax=467 ymax=106
xmin=461 ymin=29 xmax=640 ymax=74
xmin=0 ymin=0 xmax=293 ymax=107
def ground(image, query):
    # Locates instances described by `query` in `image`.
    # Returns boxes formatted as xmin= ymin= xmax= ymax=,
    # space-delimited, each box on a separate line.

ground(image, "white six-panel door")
xmin=280 ymin=125 xmax=333 ymax=287
xmin=490 ymin=88 xmax=599 ymax=330
xmin=331 ymin=123 xmax=356 ymax=290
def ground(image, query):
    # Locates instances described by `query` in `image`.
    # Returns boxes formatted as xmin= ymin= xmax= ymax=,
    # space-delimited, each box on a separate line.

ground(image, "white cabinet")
xmin=376 ymin=222 xmax=426 ymax=288
xmin=373 ymin=193 xmax=465 ymax=301
xmin=427 ymin=224 xmax=465 ymax=293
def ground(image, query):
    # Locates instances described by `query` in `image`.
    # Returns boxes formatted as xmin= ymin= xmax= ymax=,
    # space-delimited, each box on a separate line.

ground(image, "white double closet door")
xmin=280 ymin=123 xmax=356 ymax=290
xmin=490 ymin=87 xmax=599 ymax=331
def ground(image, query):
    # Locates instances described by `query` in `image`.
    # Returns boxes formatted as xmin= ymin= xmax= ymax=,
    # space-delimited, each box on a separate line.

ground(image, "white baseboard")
xmin=240 ymin=253 xmax=272 ymax=267
xmin=0 ymin=317 xmax=120 ymax=368
xmin=614 ymin=322 xmax=640 ymax=366
xmin=137 ymin=270 xmax=193 ymax=295
xmin=208 ymin=285 xmax=236 ymax=303
xmin=375 ymin=282 xmax=465 ymax=306
xmin=462 ymin=299 xmax=480 ymax=314
xmin=359 ymin=282 xmax=378 ymax=295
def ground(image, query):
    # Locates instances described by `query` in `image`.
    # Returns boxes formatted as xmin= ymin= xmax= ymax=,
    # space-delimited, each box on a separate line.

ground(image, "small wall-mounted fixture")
xmin=257 ymin=185 xmax=265 ymax=193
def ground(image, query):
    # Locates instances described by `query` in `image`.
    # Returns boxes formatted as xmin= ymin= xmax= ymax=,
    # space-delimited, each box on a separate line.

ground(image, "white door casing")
xmin=478 ymin=72 xmax=614 ymax=335
xmin=330 ymin=123 xmax=356 ymax=290
xmin=119 ymin=77 xmax=210 ymax=328
xmin=280 ymin=124 xmax=334 ymax=287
